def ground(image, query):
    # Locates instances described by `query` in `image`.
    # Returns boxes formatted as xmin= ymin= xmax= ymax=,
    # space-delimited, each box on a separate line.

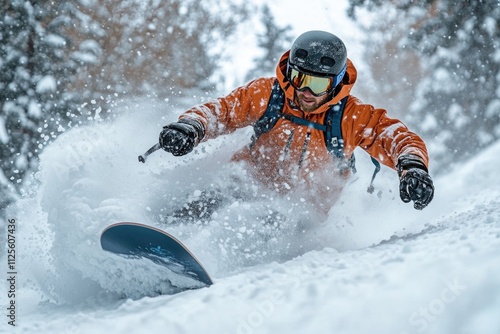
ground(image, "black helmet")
xmin=289 ymin=30 xmax=347 ymax=77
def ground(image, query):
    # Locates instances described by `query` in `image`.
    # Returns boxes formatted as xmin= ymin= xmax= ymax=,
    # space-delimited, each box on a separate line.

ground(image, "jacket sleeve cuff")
xmin=178 ymin=117 xmax=205 ymax=144
xmin=397 ymin=154 xmax=428 ymax=176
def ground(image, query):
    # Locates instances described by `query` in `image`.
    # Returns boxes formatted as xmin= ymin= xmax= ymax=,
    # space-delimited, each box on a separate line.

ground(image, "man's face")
xmin=295 ymin=89 xmax=330 ymax=113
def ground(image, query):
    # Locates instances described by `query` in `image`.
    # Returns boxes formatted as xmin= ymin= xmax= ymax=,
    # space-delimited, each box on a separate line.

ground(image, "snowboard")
xmin=100 ymin=222 xmax=213 ymax=287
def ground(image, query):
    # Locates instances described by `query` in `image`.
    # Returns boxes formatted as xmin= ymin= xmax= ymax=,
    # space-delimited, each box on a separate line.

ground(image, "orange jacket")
xmin=179 ymin=51 xmax=429 ymax=212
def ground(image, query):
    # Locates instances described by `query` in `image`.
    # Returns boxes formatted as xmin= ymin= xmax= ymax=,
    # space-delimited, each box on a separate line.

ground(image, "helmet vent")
xmin=320 ymin=56 xmax=335 ymax=67
xmin=295 ymin=48 xmax=308 ymax=60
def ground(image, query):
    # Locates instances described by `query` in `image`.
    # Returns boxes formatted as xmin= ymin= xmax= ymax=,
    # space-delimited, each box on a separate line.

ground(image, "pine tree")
xmin=0 ymin=0 xmax=99 ymax=213
xmin=246 ymin=4 xmax=293 ymax=81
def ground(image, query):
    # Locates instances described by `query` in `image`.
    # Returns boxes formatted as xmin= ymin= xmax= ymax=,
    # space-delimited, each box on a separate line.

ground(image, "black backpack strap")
xmin=251 ymin=80 xmax=284 ymax=148
xmin=325 ymin=96 xmax=349 ymax=158
xmin=324 ymin=97 xmax=355 ymax=172
xmin=281 ymin=114 xmax=326 ymax=131
xmin=325 ymin=96 xmax=381 ymax=192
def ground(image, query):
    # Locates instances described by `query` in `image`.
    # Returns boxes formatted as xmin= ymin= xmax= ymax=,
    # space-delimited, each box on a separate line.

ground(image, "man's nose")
xmin=302 ymin=88 xmax=315 ymax=97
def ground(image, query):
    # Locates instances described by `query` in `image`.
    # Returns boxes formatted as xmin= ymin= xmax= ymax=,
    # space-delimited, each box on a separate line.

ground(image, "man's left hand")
xmin=397 ymin=155 xmax=434 ymax=210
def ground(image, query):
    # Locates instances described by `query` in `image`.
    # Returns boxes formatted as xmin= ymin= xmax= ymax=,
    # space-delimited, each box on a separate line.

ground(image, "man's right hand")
xmin=159 ymin=119 xmax=204 ymax=156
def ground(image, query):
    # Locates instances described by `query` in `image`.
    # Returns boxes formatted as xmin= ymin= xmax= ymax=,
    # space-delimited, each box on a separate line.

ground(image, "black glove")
xmin=397 ymin=154 xmax=434 ymax=210
xmin=159 ymin=118 xmax=205 ymax=156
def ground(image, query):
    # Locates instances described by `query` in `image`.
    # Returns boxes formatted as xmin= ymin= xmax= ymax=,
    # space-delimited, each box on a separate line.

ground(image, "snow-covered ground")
xmin=1 ymin=99 xmax=500 ymax=334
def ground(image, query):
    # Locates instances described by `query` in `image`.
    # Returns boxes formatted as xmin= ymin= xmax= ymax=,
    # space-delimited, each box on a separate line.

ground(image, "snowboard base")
xmin=100 ymin=222 xmax=213 ymax=287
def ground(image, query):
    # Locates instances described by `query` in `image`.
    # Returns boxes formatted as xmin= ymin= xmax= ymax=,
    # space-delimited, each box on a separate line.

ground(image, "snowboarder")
xmin=158 ymin=30 xmax=434 ymax=216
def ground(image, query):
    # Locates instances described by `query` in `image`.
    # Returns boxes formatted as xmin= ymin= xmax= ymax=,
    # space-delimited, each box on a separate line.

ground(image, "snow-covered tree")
xmin=0 ymin=0 xmax=99 ymax=213
xmin=348 ymin=0 xmax=500 ymax=172
xmin=245 ymin=4 xmax=293 ymax=80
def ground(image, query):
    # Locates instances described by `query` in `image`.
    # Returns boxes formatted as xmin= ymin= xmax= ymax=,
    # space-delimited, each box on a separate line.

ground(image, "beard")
xmin=295 ymin=91 xmax=330 ymax=112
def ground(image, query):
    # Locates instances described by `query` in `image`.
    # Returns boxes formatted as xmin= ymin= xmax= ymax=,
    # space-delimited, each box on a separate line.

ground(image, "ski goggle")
xmin=287 ymin=63 xmax=346 ymax=96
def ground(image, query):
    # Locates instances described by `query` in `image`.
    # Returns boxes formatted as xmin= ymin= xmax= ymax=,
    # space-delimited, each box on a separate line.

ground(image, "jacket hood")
xmin=276 ymin=50 xmax=357 ymax=114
